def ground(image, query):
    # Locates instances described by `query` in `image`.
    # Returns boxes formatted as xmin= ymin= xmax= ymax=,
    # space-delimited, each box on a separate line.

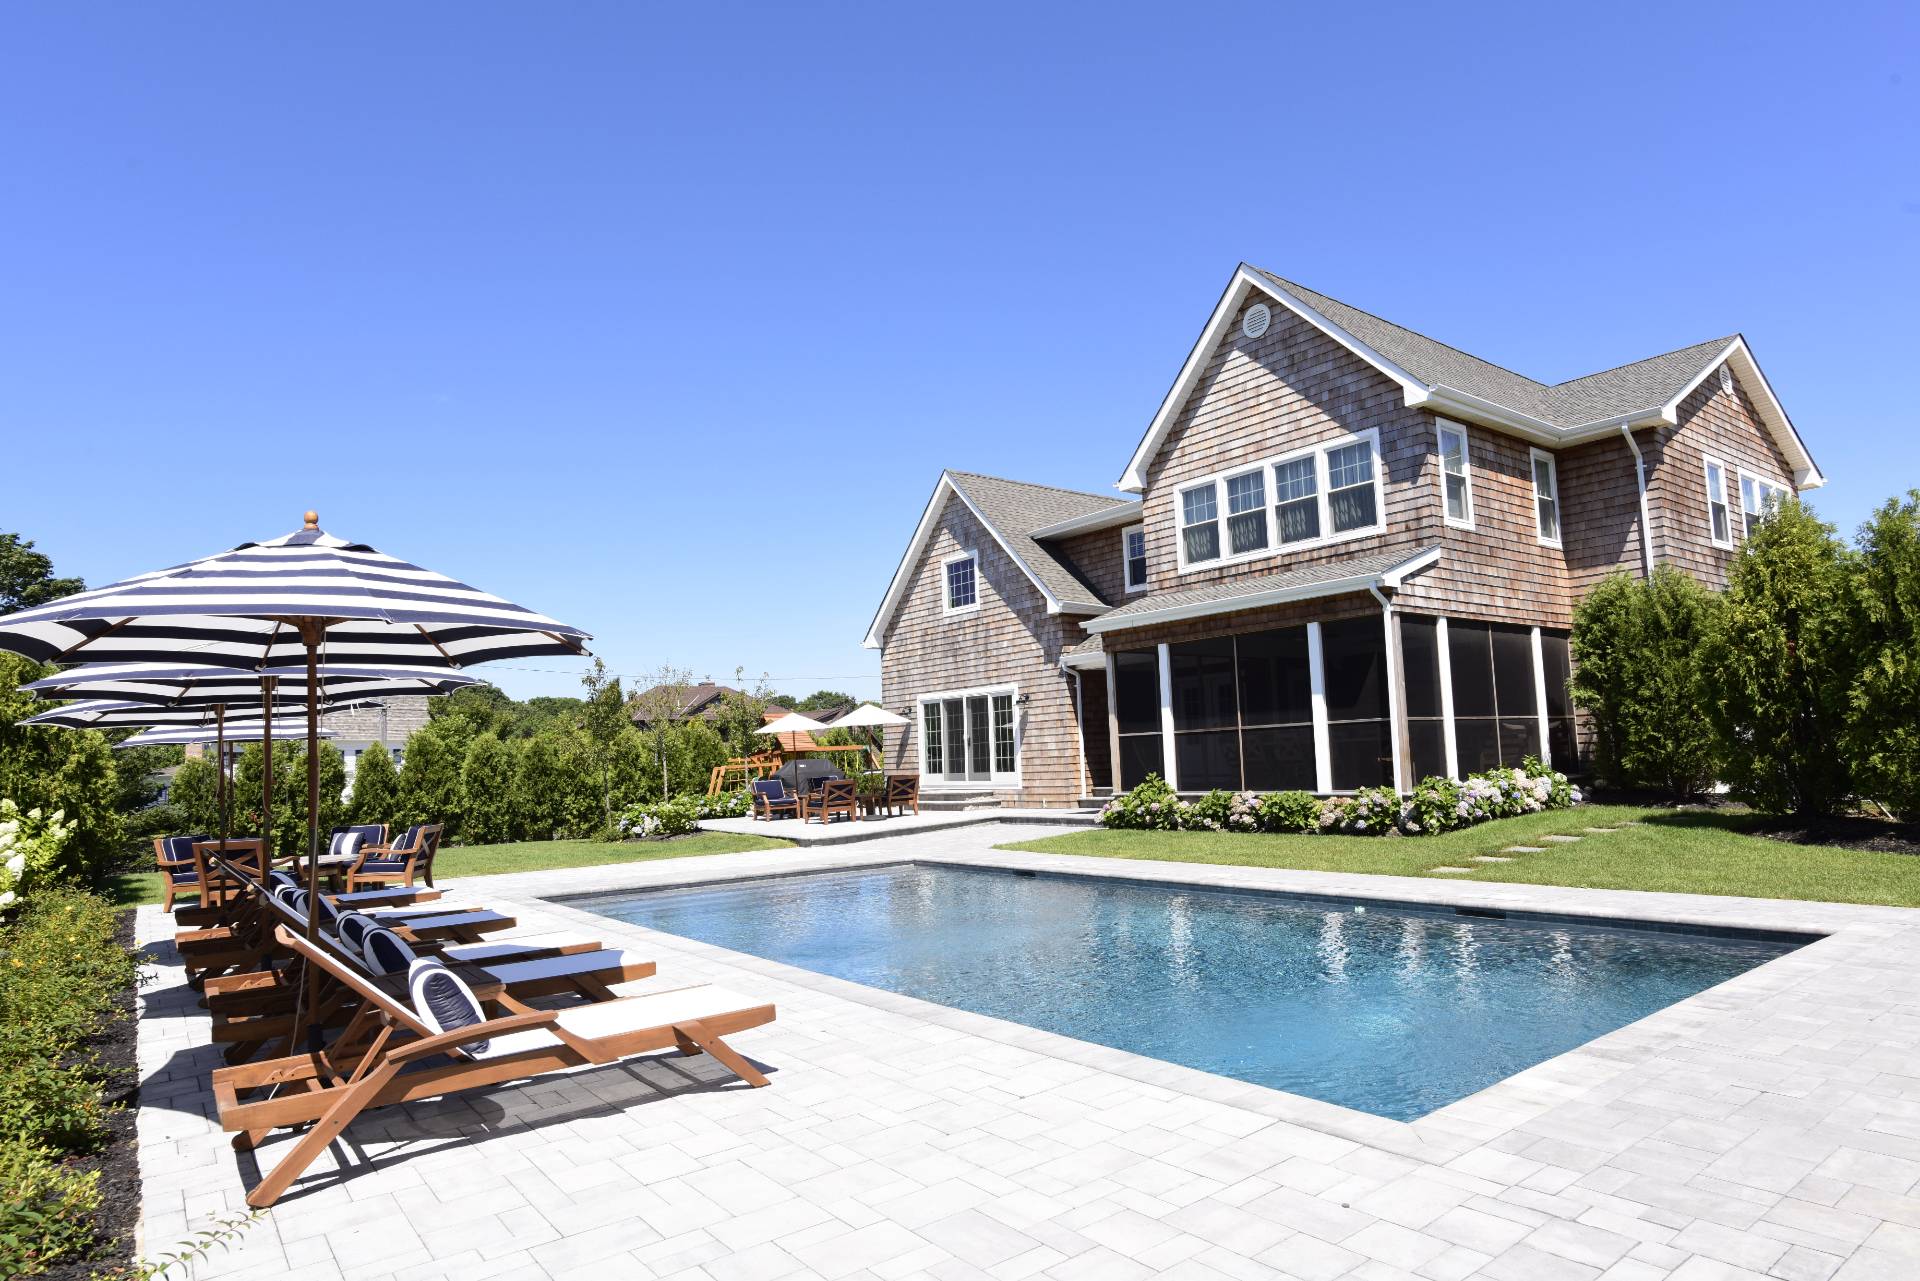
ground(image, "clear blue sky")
xmin=4 ymin=4 xmax=1914 ymax=702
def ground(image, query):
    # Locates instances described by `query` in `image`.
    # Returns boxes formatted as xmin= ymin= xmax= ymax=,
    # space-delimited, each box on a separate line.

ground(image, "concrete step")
xmin=919 ymin=793 xmax=1001 ymax=813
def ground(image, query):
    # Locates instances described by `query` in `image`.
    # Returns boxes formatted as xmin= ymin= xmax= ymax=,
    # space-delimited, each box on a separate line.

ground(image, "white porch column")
xmin=1375 ymin=593 xmax=1406 ymax=795
xmin=1436 ymin=617 xmax=1460 ymax=780
xmin=1071 ymin=669 xmax=1090 ymax=799
xmin=1307 ymin=622 xmax=1332 ymax=794
xmin=1531 ymin=625 xmax=1551 ymax=768
xmin=1157 ymin=642 xmax=1179 ymax=791
xmin=1105 ymin=659 xmax=1122 ymax=791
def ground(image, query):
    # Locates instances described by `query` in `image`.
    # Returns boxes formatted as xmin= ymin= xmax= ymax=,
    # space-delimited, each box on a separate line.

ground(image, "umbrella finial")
xmin=303 ymin=510 xmax=319 ymax=530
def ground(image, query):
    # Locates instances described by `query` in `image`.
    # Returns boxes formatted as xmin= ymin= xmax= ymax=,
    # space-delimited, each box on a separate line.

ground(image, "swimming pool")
xmin=574 ymin=864 xmax=1805 ymax=1120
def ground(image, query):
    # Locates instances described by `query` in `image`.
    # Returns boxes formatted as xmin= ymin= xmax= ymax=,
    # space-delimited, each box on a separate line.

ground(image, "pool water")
xmin=577 ymin=864 xmax=1802 ymax=1120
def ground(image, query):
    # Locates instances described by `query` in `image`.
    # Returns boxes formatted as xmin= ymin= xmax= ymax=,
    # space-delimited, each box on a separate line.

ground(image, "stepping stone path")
xmin=1473 ymin=855 xmax=1513 ymax=863
xmin=1541 ymin=834 xmax=1583 ymax=843
xmin=1429 ymin=866 xmax=1475 ymax=874
xmin=1584 ymin=826 xmax=1619 ymax=833
xmin=1504 ymin=845 xmax=1547 ymax=853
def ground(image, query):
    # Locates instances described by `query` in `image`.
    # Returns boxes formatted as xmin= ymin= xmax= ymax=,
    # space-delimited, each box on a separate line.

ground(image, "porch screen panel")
xmin=1237 ymin=626 xmax=1316 ymax=791
xmin=1170 ymin=638 xmax=1240 ymax=791
xmin=1112 ymin=649 xmax=1164 ymax=788
xmin=1399 ymin=615 xmax=1448 ymax=783
xmin=1320 ymin=617 xmax=1392 ymax=789
xmin=1448 ymin=620 xmax=1542 ymax=771
xmin=1540 ymin=631 xmax=1577 ymax=769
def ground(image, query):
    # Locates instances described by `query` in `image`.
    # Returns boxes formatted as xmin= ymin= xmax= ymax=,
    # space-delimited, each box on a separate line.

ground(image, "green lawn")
xmin=109 ymin=831 xmax=795 ymax=909
xmin=997 ymin=805 xmax=1920 ymax=908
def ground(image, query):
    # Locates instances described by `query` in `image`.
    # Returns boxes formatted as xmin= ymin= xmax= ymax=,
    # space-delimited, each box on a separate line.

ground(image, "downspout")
xmin=1621 ymin=424 xmax=1655 ymax=578
xmin=1368 ymin=584 xmax=1406 ymax=795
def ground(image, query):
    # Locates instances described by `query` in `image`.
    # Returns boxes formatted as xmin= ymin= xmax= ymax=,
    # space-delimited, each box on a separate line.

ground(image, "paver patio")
xmin=135 ymin=822 xmax=1920 ymax=1280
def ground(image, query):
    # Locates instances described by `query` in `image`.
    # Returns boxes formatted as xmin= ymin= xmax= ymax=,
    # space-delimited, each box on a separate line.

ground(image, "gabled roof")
xmin=1083 ymin=545 xmax=1441 ymax=634
xmin=1120 ymin=265 xmax=1823 ymax=492
xmin=863 ymin=471 xmax=1130 ymax=649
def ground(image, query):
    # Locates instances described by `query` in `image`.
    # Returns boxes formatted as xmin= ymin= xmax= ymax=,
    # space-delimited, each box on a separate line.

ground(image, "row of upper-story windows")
xmin=1164 ymin=428 xmax=1389 ymax=574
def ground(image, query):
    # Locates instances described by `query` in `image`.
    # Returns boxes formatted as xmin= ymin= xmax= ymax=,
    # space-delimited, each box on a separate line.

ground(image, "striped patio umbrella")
xmin=116 ymin=723 xmax=336 ymax=748
xmin=19 ymin=663 xmax=481 ymax=849
xmin=0 ymin=513 xmax=589 ymax=1034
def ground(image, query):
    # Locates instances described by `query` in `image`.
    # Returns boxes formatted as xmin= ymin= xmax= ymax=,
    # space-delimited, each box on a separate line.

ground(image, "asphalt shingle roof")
xmin=1253 ymin=269 xmax=1733 ymax=429
xmin=1090 ymin=545 xmax=1437 ymax=630
xmin=946 ymin=472 xmax=1135 ymax=612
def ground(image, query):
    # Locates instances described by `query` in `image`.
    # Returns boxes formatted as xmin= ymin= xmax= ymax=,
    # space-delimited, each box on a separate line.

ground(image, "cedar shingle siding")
xmin=871 ymin=269 xmax=1818 ymax=805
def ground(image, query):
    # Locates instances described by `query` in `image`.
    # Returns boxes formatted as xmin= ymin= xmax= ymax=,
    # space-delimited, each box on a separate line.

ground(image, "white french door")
xmin=920 ymin=688 xmax=1018 ymax=787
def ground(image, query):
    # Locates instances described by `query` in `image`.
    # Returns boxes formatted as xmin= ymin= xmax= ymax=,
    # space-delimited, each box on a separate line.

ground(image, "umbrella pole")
xmin=300 ymin=627 xmax=325 ymax=1052
xmin=216 ymin=703 xmax=228 ymax=848
xmin=260 ymin=676 xmax=276 ymax=864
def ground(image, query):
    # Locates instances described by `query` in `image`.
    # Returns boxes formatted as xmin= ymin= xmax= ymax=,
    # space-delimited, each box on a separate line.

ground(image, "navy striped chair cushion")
xmin=361 ymin=926 xmax=418 ymax=976
xmin=408 ymin=958 xmax=490 ymax=1057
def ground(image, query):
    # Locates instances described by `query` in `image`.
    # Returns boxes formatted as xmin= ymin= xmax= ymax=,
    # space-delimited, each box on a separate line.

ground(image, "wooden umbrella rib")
xmin=53 ymin=617 xmax=131 ymax=662
xmin=415 ymin=624 xmax=458 ymax=665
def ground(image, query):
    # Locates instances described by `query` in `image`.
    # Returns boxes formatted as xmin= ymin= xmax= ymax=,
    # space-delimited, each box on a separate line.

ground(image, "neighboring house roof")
xmin=863 ymin=471 xmax=1133 ymax=649
xmin=1082 ymin=545 xmax=1441 ymax=634
xmin=1120 ymin=264 xmax=1822 ymax=492
xmin=631 ymin=683 xmax=792 ymax=726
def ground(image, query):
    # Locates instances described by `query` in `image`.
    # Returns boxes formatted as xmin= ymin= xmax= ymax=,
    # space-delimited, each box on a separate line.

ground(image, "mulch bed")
xmin=41 ymin=911 xmax=142 ymax=1281
xmin=1743 ymin=815 xmax=1920 ymax=858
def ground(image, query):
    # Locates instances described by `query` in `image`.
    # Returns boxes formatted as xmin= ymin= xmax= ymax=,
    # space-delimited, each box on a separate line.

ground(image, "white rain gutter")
xmin=1620 ymin=425 xmax=1655 ymax=578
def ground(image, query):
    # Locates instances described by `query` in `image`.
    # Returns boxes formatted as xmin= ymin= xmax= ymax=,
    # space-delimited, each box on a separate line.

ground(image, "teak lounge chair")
xmin=345 ymin=823 xmax=443 ymax=892
xmin=216 ymin=926 xmax=775 ymax=1207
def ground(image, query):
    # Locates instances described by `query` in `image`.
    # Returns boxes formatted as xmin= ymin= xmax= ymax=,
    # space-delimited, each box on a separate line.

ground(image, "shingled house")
xmin=864 ymin=264 xmax=1823 ymax=808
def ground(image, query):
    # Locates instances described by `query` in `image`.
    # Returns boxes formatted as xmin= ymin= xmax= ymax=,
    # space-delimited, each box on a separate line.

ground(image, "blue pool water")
xmin=577 ymin=865 xmax=1803 ymax=1120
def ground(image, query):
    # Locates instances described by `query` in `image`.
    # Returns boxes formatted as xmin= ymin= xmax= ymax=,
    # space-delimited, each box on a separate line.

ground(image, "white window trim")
xmin=1529 ymin=447 xmax=1562 ymax=548
xmin=1120 ymin=524 xmax=1148 ymax=594
xmin=1436 ymin=418 xmax=1474 ymax=530
xmin=1172 ymin=428 xmax=1387 ymax=574
xmin=1702 ymin=456 xmax=1735 ymax=550
xmin=915 ymin=683 xmax=1021 ymax=788
xmin=940 ymin=549 xmax=981 ymax=615
xmin=1737 ymin=469 xmax=1791 ymax=538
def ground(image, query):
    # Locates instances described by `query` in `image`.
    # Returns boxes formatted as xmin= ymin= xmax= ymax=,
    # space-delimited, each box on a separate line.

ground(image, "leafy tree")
xmin=793 ymin=689 xmax=855 ymax=713
xmin=232 ymin=741 xmax=347 ymax=860
xmin=347 ymin=741 xmax=401 ymax=826
xmin=460 ymin=733 xmax=519 ymax=845
xmin=0 ymin=654 xmax=122 ymax=881
xmin=168 ymin=756 xmax=221 ymax=836
xmin=580 ymin=658 xmax=630 ymax=834
xmin=512 ymin=730 xmax=597 ymax=840
xmin=396 ymin=722 xmax=465 ymax=839
xmin=0 ymin=532 xmax=84 ymax=613
xmin=112 ymin=742 xmax=182 ymax=814
xmin=1703 ymin=501 xmax=1860 ymax=817
xmin=1570 ymin=566 xmax=1724 ymax=796
xmin=1847 ymin=491 xmax=1920 ymax=819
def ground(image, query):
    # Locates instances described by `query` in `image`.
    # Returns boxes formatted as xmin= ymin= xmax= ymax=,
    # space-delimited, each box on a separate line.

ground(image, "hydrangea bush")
xmin=614 ymin=788 xmax=755 ymax=839
xmin=0 ymin=801 xmax=74 ymax=916
xmin=1099 ymin=762 xmax=1580 ymax=837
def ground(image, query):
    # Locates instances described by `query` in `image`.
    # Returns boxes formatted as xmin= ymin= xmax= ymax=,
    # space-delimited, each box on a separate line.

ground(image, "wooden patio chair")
xmin=216 ymin=927 xmax=775 ymax=1207
xmin=153 ymin=834 xmax=210 ymax=912
xmin=751 ymin=778 xmax=800 ymax=820
xmin=884 ymin=774 xmax=921 ymax=817
xmin=344 ymin=823 xmax=441 ymax=892
xmin=803 ymin=777 xmax=858 ymax=824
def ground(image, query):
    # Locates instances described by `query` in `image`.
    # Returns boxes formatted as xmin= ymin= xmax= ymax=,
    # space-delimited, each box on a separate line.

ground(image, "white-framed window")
xmin=1173 ymin=429 xmax=1386 ymax=572
xmin=1739 ymin=471 xmax=1791 ymax=539
xmin=942 ymin=551 xmax=979 ymax=614
xmin=1703 ymin=457 xmax=1733 ymax=548
xmin=917 ymin=684 xmax=1020 ymax=786
xmin=1529 ymin=448 xmax=1561 ymax=547
xmin=1436 ymin=419 xmax=1474 ymax=528
xmin=1121 ymin=524 xmax=1147 ymax=593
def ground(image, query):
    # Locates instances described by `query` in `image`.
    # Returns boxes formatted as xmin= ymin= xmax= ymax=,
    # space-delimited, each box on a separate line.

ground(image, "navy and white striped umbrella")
xmin=116 ymin=723 xmax=337 ymax=748
xmin=16 ymin=699 xmax=374 ymax=730
xmin=20 ymin=662 xmax=482 ymax=707
xmin=0 ymin=518 xmax=590 ymax=669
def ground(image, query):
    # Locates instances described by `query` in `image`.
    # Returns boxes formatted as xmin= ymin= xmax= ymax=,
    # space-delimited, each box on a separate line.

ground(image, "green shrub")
xmin=0 ymin=1138 xmax=102 ymax=1278
xmin=1848 ymin=491 xmax=1920 ymax=820
xmin=459 ymin=734 xmax=519 ymax=846
xmin=1704 ymin=501 xmax=1859 ymax=817
xmin=0 ymin=1040 xmax=104 ymax=1151
xmin=1405 ymin=777 xmax=1464 ymax=835
xmin=695 ymin=789 xmax=753 ymax=819
xmin=166 ymin=756 xmax=221 ymax=837
xmin=1098 ymin=775 xmax=1185 ymax=830
xmin=1321 ymin=787 xmax=1401 ymax=835
xmin=616 ymin=795 xmax=702 ymax=839
xmin=1255 ymin=791 xmax=1321 ymax=833
xmin=1184 ymin=790 xmax=1236 ymax=832
xmin=347 ymin=742 xmax=401 ymax=827
xmin=1570 ymin=566 xmax=1724 ymax=796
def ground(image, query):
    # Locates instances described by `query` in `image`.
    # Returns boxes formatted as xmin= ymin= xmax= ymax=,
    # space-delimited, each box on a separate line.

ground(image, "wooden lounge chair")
xmin=884 ymin=774 xmax=921 ymax=817
xmin=803 ymin=777 xmax=858 ymax=824
xmin=153 ymin=834 xmax=211 ymax=912
xmin=344 ymin=823 xmax=442 ymax=892
xmin=751 ymin=778 xmax=800 ymax=821
xmin=216 ymin=926 xmax=775 ymax=1207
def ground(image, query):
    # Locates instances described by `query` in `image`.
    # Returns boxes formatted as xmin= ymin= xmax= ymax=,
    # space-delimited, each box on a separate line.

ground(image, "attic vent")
xmin=1242 ymin=302 xmax=1272 ymax=340
xmin=1719 ymin=364 xmax=1735 ymax=395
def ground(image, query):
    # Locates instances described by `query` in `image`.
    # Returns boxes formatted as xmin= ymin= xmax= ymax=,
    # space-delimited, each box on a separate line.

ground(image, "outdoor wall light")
xmin=1015 ymin=693 xmax=1031 ymax=705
